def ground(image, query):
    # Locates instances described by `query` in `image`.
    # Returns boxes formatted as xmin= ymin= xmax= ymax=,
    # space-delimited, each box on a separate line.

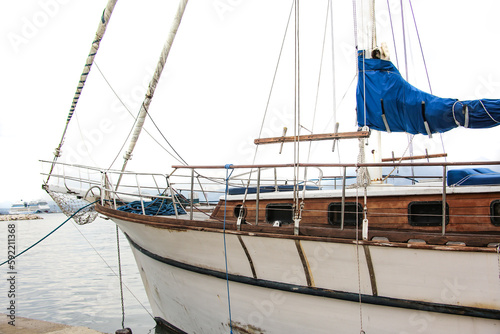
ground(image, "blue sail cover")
xmin=356 ymin=51 xmax=500 ymax=134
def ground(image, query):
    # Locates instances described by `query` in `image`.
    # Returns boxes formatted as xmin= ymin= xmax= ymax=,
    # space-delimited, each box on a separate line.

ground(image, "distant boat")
xmin=9 ymin=200 xmax=51 ymax=215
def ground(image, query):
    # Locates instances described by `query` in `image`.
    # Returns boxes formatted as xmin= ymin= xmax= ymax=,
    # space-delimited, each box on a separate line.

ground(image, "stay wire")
xmin=408 ymin=0 xmax=431 ymax=93
xmin=307 ymin=0 xmax=331 ymax=163
xmin=145 ymin=108 xmax=188 ymax=166
xmin=256 ymin=0 xmax=295 ymax=141
xmin=240 ymin=0 xmax=295 ymax=210
xmin=329 ymin=0 xmax=337 ymax=124
xmin=407 ymin=0 xmax=448 ymax=161
xmin=401 ymin=0 xmax=409 ymax=80
xmin=386 ymin=0 xmax=399 ymax=69
xmin=93 ymin=62 xmax=187 ymax=169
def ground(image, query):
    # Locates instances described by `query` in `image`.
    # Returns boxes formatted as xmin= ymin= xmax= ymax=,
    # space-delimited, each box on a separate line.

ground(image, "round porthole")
xmin=234 ymin=204 xmax=247 ymax=219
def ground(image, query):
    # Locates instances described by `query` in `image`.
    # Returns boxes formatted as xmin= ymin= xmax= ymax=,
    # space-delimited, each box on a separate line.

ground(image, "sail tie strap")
xmin=452 ymin=99 xmax=500 ymax=128
xmin=380 ymin=99 xmax=391 ymax=133
xmin=452 ymin=101 xmax=469 ymax=128
xmin=421 ymin=101 xmax=433 ymax=138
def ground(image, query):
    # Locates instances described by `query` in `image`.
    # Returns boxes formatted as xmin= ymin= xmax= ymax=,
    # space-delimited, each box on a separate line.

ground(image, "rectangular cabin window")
xmin=328 ymin=202 xmax=363 ymax=226
xmin=408 ymin=201 xmax=449 ymax=226
xmin=266 ymin=204 xmax=293 ymax=225
xmin=490 ymin=200 xmax=500 ymax=226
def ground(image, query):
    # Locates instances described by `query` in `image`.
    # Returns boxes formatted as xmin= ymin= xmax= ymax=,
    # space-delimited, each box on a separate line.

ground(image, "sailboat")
xmin=41 ymin=0 xmax=500 ymax=333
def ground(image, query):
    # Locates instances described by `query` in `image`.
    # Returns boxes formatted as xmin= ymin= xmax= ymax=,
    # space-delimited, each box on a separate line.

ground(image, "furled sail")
xmin=46 ymin=0 xmax=118 ymax=183
xmin=356 ymin=51 xmax=500 ymax=134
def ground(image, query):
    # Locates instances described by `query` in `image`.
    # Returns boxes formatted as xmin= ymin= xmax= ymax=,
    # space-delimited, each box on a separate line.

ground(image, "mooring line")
xmin=0 ymin=200 xmax=98 ymax=267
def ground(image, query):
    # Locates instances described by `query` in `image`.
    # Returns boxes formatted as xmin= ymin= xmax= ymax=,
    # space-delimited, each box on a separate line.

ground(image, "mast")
xmin=359 ymin=0 xmax=382 ymax=183
xmin=45 ymin=0 xmax=118 ymax=183
xmin=116 ymin=0 xmax=189 ymax=186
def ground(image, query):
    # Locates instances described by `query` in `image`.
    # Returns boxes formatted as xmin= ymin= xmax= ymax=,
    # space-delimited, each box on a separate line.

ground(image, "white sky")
xmin=1 ymin=0 xmax=500 ymax=205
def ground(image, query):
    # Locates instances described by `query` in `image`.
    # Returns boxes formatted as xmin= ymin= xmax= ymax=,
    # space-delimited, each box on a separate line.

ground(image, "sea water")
xmin=0 ymin=213 xmax=173 ymax=334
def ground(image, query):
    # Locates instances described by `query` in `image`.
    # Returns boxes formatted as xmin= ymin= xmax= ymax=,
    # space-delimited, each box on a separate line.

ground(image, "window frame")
xmin=408 ymin=201 xmax=449 ymax=227
xmin=490 ymin=200 xmax=500 ymax=226
xmin=265 ymin=203 xmax=294 ymax=225
xmin=327 ymin=202 xmax=363 ymax=227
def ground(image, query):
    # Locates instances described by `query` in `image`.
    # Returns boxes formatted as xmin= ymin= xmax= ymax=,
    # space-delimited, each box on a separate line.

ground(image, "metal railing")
xmin=41 ymin=160 xmax=500 ymax=236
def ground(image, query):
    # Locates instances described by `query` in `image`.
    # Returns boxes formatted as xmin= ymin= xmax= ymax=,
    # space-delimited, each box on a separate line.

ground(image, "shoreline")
xmin=0 ymin=313 xmax=107 ymax=333
xmin=0 ymin=214 xmax=43 ymax=221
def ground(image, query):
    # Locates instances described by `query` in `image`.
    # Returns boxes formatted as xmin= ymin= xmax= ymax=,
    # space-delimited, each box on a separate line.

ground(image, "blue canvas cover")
xmin=356 ymin=51 xmax=500 ymax=134
xmin=228 ymin=185 xmax=320 ymax=195
xmin=447 ymin=168 xmax=500 ymax=186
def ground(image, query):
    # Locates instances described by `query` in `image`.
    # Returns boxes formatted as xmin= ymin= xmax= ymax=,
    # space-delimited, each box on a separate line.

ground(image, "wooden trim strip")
xmin=237 ymin=235 xmax=257 ymax=279
xmin=125 ymin=232 xmax=500 ymax=320
xmin=96 ymin=204 xmax=498 ymax=252
xmin=363 ymin=245 xmax=378 ymax=296
xmin=295 ymin=240 xmax=313 ymax=287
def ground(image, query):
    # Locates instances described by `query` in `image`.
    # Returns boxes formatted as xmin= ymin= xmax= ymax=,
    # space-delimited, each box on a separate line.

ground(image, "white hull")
xmin=114 ymin=217 xmax=500 ymax=333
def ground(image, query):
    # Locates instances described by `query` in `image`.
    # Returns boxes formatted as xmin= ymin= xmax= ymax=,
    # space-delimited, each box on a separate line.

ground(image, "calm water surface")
xmin=0 ymin=213 xmax=173 ymax=334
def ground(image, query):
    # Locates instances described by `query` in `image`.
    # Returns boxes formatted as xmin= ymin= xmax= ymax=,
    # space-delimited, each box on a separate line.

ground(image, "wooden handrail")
xmin=254 ymin=131 xmax=370 ymax=145
xmin=382 ymin=153 xmax=447 ymax=162
xmin=172 ymin=161 xmax=500 ymax=169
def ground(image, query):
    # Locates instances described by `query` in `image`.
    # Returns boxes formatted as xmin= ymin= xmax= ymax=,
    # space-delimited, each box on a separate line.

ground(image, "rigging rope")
xmin=354 ymin=173 xmax=365 ymax=333
xmin=223 ymin=164 xmax=234 ymax=333
xmin=116 ymin=225 xmax=126 ymax=329
xmin=382 ymin=135 xmax=414 ymax=182
xmin=71 ymin=218 xmax=154 ymax=319
xmin=329 ymin=0 xmax=337 ymax=126
xmin=293 ymin=0 xmax=302 ymax=219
